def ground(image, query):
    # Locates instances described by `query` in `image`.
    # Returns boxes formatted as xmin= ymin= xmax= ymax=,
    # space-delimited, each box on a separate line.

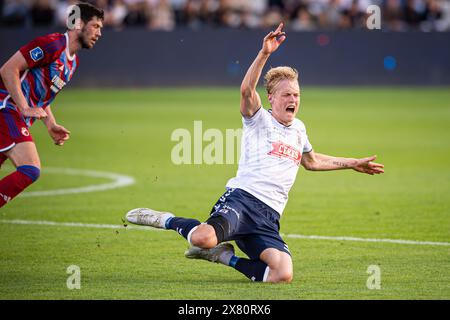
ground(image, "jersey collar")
xmin=268 ymin=109 xmax=294 ymax=128
xmin=64 ymin=32 xmax=76 ymax=61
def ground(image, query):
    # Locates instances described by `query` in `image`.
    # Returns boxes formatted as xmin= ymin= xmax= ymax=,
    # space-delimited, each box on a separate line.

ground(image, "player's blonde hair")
xmin=264 ymin=66 xmax=299 ymax=94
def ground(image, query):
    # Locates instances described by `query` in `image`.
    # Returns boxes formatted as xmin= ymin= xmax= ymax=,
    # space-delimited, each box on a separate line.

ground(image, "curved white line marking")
xmin=18 ymin=167 xmax=135 ymax=197
xmin=1 ymin=219 xmax=449 ymax=247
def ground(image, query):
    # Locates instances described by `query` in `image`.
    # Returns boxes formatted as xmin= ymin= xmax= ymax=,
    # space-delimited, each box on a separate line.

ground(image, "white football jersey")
xmin=226 ymin=107 xmax=312 ymax=214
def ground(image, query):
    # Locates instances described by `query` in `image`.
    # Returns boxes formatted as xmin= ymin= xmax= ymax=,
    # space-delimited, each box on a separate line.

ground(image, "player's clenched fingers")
xmin=271 ymin=31 xmax=286 ymax=40
xmin=277 ymin=35 xmax=286 ymax=44
xmin=264 ymin=31 xmax=274 ymax=40
xmin=265 ymin=30 xmax=285 ymax=41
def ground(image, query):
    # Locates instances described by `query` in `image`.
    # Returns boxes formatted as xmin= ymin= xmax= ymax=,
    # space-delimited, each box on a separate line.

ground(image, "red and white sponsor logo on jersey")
xmin=268 ymin=141 xmax=302 ymax=166
xmin=50 ymin=75 xmax=67 ymax=93
xmin=21 ymin=127 xmax=30 ymax=137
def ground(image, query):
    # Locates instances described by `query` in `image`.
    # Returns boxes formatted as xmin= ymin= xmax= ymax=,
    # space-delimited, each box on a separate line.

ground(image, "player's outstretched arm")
xmin=42 ymin=106 xmax=70 ymax=146
xmin=301 ymin=151 xmax=384 ymax=175
xmin=0 ymin=52 xmax=47 ymax=119
xmin=240 ymin=23 xmax=286 ymax=118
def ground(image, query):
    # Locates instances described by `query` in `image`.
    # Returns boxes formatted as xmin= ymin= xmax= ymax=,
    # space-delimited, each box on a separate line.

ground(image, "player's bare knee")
xmin=268 ymin=269 xmax=293 ymax=284
xmin=190 ymin=225 xmax=217 ymax=248
xmin=190 ymin=233 xmax=216 ymax=248
xmin=278 ymin=270 xmax=293 ymax=283
xmin=275 ymin=263 xmax=293 ymax=283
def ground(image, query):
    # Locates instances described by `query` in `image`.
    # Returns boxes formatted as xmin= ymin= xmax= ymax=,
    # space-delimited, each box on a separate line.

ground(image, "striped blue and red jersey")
xmin=0 ymin=32 xmax=78 ymax=127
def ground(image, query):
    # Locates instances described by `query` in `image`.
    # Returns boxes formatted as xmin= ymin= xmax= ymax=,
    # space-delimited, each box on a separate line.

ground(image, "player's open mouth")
xmin=286 ymin=106 xmax=296 ymax=113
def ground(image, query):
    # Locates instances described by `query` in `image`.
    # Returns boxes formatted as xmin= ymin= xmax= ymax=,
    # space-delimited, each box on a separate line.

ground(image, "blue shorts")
xmin=208 ymin=188 xmax=290 ymax=260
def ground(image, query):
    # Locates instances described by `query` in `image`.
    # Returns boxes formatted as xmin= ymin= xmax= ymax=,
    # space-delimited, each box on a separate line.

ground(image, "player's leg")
xmin=259 ymin=248 xmax=293 ymax=283
xmin=185 ymin=240 xmax=292 ymax=283
xmin=125 ymin=209 xmax=229 ymax=249
xmin=185 ymin=239 xmax=269 ymax=281
xmin=186 ymin=189 xmax=293 ymax=283
xmin=167 ymin=216 xmax=219 ymax=247
xmin=217 ymin=189 xmax=292 ymax=283
xmin=184 ymin=225 xmax=290 ymax=283
xmin=0 ymin=142 xmax=41 ymax=207
xmin=126 ymin=189 xmax=239 ymax=248
xmin=188 ymin=223 xmax=217 ymax=248
xmin=0 ymin=109 xmax=15 ymax=169
xmin=125 ymin=207 xmax=207 ymax=245
xmin=218 ymin=236 xmax=292 ymax=283
xmin=0 ymin=153 xmax=7 ymax=168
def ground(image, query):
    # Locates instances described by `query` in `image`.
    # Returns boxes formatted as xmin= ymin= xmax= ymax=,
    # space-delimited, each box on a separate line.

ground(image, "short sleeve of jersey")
xmin=302 ymin=125 xmax=313 ymax=153
xmin=19 ymin=33 xmax=65 ymax=69
xmin=242 ymin=106 xmax=267 ymax=127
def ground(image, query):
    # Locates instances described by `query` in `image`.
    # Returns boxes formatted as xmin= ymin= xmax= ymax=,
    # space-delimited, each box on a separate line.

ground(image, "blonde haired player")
xmin=125 ymin=23 xmax=384 ymax=283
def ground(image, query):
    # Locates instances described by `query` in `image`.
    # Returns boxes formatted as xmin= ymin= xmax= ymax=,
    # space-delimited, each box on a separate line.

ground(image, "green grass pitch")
xmin=0 ymin=87 xmax=449 ymax=299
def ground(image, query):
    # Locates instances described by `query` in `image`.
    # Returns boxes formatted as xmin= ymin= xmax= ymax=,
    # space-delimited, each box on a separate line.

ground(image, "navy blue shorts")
xmin=208 ymin=188 xmax=290 ymax=260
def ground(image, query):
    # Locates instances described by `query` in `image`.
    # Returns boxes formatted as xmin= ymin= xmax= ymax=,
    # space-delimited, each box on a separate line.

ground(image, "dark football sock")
xmin=165 ymin=217 xmax=201 ymax=242
xmin=229 ymin=256 xmax=269 ymax=282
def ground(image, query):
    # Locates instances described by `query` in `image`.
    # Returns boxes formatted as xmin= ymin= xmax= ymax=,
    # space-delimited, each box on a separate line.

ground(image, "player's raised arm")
xmin=240 ymin=23 xmax=286 ymax=118
xmin=301 ymin=151 xmax=385 ymax=175
xmin=0 ymin=51 xmax=47 ymax=119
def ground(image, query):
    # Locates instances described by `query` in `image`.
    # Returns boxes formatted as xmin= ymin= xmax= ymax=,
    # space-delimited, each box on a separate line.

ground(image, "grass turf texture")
xmin=0 ymin=87 xmax=449 ymax=299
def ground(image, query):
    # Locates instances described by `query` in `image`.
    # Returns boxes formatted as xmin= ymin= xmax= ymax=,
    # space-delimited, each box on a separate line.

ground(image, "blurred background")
xmin=1 ymin=0 xmax=450 ymax=32
xmin=1 ymin=0 xmax=450 ymax=86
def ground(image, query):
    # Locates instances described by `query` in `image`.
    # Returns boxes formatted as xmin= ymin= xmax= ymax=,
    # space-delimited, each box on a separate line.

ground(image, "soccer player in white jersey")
xmin=125 ymin=23 xmax=384 ymax=283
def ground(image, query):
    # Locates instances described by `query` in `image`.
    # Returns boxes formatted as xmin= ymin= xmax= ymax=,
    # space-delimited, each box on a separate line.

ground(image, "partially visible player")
xmin=0 ymin=2 xmax=104 ymax=208
xmin=125 ymin=23 xmax=385 ymax=283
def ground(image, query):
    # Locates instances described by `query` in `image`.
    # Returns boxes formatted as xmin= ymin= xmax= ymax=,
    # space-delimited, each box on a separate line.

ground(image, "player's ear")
xmin=74 ymin=18 xmax=83 ymax=30
xmin=268 ymin=94 xmax=273 ymax=104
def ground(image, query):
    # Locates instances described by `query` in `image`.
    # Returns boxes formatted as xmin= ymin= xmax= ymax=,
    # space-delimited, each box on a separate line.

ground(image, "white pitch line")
xmin=282 ymin=233 xmax=450 ymax=247
xmin=1 ymin=219 xmax=449 ymax=247
xmin=16 ymin=167 xmax=136 ymax=197
xmin=0 ymin=219 xmax=161 ymax=232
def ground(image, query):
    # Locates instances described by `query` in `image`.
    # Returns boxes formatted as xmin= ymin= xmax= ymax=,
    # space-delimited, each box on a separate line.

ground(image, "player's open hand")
xmin=20 ymin=107 xmax=47 ymax=119
xmin=353 ymin=155 xmax=385 ymax=175
xmin=262 ymin=23 xmax=286 ymax=55
xmin=48 ymin=124 xmax=70 ymax=146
